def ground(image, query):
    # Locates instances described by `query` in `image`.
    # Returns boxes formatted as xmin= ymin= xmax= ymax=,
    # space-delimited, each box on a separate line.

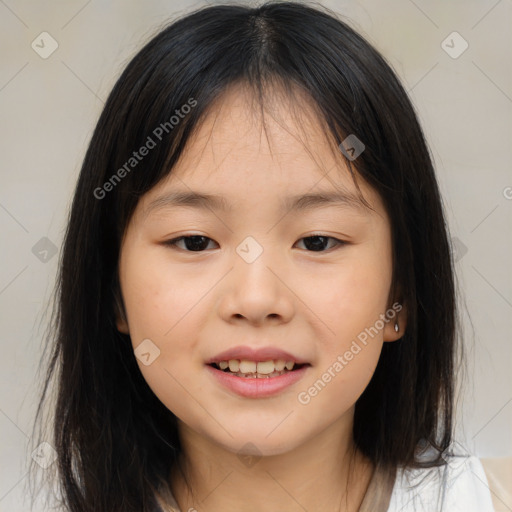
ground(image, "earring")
xmin=394 ymin=320 xmax=399 ymax=333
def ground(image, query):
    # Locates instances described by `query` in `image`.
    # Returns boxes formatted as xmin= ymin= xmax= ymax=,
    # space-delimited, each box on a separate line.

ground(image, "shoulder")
xmin=155 ymin=485 xmax=182 ymax=512
xmin=480 ymin=457 xmax=512 ymax=512
xmin=387 ymin=454 xmax=496 ymax=511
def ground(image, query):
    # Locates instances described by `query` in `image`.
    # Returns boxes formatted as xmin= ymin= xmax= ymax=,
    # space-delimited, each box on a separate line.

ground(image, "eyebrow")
xmin=143 ymin=189 xmax=368 ymax=219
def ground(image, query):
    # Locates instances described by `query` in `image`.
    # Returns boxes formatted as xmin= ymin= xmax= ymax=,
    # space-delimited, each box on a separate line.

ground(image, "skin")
xmin=116 ymin=83 xmax=407 ymax=512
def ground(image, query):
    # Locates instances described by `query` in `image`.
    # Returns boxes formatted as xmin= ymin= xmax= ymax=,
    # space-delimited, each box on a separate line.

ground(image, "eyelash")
xmin=163 ymin=233 xmax=347 ymax=253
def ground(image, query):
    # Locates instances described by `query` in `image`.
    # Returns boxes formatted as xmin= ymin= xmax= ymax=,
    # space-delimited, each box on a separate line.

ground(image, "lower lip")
xmin=205 ymin=364 xmax=309 ymax=398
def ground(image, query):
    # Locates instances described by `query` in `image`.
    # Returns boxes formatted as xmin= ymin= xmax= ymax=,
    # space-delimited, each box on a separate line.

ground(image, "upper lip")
xmin=205 ymin=345 xmax=309 ymax=365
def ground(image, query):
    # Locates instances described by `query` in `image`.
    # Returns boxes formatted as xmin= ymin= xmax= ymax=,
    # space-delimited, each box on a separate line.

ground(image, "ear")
xmin=116 ymin=313 xmax=130 ymax=335
xmin=383 ymin=299 xmax=407 ymax=342
xmin=113 ymin=287 xmax=130 ymax=335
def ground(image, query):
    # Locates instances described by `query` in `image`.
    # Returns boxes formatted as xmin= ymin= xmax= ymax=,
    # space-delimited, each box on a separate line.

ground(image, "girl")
xmin=31 ymin=2 xmax=496 ymax=511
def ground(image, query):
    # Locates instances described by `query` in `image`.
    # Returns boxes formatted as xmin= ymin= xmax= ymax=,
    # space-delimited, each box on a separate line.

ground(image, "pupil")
xmin=304 ymin=236 xmax=328 ymax=251
xmin=184 ymin=235 xmax=209 ymax=251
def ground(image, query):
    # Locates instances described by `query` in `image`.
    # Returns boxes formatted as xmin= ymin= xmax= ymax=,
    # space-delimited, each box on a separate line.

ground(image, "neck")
xmin=168 ymin=417 xmax=374 ymax=512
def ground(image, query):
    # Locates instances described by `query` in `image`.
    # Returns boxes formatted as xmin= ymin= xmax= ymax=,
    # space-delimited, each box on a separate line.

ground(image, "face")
xmin=116 ymin=85 xmax=405 ymax=457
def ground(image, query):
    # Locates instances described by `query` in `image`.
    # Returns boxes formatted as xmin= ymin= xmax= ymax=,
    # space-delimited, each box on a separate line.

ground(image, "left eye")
xmin=164 ymin=234 xmax=345 ymax=253
xmin=295 ymin=235 xmax=344 ymax=252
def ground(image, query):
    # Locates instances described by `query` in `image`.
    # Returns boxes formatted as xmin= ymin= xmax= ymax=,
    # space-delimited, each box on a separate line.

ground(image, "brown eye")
xmin=164 ymin=235 xmax=218 ymax=252
xmin=295 ymin=235 xmax=345 ymax=252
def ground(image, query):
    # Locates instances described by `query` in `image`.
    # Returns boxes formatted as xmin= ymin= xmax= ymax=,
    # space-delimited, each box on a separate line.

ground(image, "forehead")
xmin=177 ymin=82 xmax=341 ymax=174
xmin=140 ymin=84 xmax=384 ymax=220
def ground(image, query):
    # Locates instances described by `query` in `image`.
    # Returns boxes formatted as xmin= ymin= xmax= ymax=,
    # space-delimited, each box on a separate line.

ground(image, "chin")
xmin=215 ymin=429 xmax=304 ymax=458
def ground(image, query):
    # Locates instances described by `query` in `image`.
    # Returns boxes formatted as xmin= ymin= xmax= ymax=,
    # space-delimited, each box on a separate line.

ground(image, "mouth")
xmin=206 ymin=359 xmax=311 ymax=398
xmin=207 ymin=359 xmax=310 ymax=379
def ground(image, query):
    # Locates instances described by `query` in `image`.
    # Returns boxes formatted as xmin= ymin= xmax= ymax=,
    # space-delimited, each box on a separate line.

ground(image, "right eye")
xmin=163 ymin=235 xmax=219 ymax=252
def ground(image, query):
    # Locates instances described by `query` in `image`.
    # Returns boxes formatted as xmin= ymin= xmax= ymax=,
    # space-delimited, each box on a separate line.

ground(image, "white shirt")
xmin=387 ymin=455 xmax=496 ymax=511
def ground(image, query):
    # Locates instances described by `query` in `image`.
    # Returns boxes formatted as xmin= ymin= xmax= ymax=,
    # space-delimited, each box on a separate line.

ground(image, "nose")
xmin=217 ymin=247 xmax=295 ymax=326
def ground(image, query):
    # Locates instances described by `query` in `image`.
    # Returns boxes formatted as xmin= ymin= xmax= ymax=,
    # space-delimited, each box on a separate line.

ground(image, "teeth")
xmin=274 ymin=359 xmax=286 ymax=371
xmin=256 ymin=361 xmax=274 ymax=374
xmin=239 ymin=360 xmax=257 ymax=373
xmin=216 ymin=358 xmax=297 ymax=375
xmin=228 ymin=359 xmax=239 ymax=372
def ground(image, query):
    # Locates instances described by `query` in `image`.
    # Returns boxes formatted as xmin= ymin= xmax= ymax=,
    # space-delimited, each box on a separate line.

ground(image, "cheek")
xmin=317 ymin=253 xmax=392 ymax=340
xmin=302 ymin=243 xmax=391 ymax=405
xmin=118 ymin=250 xmax=215 ymax=419
xmin=120 ymin=246 xmax=207 ymax=343
xmin=297 ymin=262 xmax=389 ymax=416
xmin=120 ymin=251 xmax=209 ymax=421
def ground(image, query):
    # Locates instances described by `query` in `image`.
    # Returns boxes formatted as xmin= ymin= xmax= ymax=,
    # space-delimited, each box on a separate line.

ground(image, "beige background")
xmin=0 ymin=0 xmax=511 ymax=510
